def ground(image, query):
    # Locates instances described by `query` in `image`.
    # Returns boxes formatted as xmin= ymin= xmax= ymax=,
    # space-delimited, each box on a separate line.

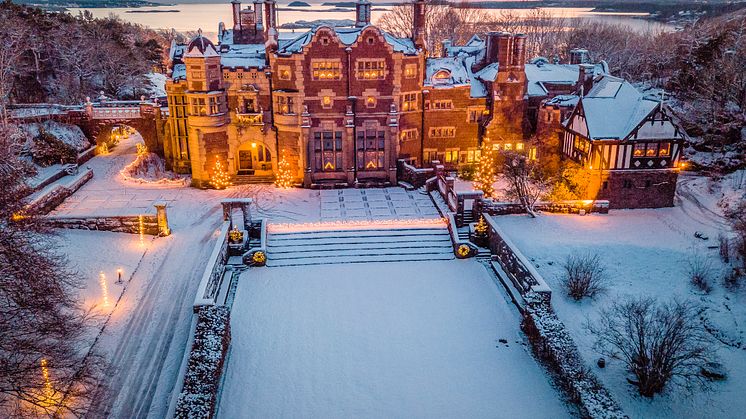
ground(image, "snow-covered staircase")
xmin=266 ymin=226 xmax=454 ymax=267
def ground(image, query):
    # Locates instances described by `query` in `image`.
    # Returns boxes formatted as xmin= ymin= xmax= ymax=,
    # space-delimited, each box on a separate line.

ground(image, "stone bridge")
xmin=8 ymin=97 xmax=169 ymax=155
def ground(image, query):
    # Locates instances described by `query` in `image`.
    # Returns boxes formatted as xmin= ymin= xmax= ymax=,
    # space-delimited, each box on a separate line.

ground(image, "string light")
xmin=119 ymin=143 xmax=186 ymax=185
xmin=268 ymin=217 xmax=446 ymax=233
xmin=210 ymin=158 xmax=232 ymax=190
xmin=275 ymin=152 xmax=293 ymax=188
xmin=138 ymin=215 xmax=145 ymax=247
xmin=473 ymin=142 xmax=496 ymax=198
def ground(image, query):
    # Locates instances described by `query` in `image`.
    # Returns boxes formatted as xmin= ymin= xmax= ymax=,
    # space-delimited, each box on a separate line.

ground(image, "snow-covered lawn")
xmin=493 ymin=200 xmax=746 ymax=418
xmin=218 ymin=260 xmax=570 ymax=418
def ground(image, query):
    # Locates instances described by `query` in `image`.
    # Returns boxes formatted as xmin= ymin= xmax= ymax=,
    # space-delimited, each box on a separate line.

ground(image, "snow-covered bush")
xmin=562 ymin=252 xmax=607 ymax=300
xmin=174 ymin=305 xmax=231 ymax=419
xmin=31 ymin=129 xmax=78 ymax=167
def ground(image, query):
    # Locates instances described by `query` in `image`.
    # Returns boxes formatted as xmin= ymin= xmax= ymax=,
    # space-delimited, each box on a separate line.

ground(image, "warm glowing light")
xmin=268 ymin=218 xmax=446 ymax=233
xmin=324 ymin=161 xmax=335 ymax=170
xmin=251 ymin=142 xmax=257 ymax=148
xmin=365 ymin=160 xmax=377 ymax=169
xmin=120 ymin=143 xmax=185 ymax=185
xmin=139 ymin=214 xmax=145 ymax=247
xmin=275 ymin=152 xmax=294 ymax=188
xmin=473 ymin=142 xmax=497 ymax=198
xmin=99 ymin=271 xmax=110 ymax=308
xmin=210 ymin=158 xmax=232 ymax=189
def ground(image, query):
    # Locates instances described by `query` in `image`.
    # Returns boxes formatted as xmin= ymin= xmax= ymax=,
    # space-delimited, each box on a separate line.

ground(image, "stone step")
xmin=266 ymin=252 xmax=454 ymax=267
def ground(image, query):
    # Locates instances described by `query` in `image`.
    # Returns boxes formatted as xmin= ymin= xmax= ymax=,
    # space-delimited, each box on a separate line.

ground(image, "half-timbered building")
xmin=561 ymin=75 xmax=686 ymax=208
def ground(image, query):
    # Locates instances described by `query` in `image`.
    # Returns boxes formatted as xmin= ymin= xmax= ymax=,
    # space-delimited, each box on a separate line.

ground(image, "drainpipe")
xmin=420 ymin=89 xmax=427 ymax=166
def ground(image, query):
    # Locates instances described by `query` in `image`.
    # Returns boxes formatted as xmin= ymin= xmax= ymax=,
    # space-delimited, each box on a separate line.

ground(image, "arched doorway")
xmin=236 ymin=141 xmax=273 ymax=176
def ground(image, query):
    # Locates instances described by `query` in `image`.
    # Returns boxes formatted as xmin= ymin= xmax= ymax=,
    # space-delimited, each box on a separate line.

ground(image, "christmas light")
xmin=119 ymin=143 xmax=185 ymax=185
xmin=473 ymin=142 xmax=497 ymax=198
xmin=138 ymin=215 xmax=145 ymax=247
xmin=275 ymin=152 xmax=294 ymax=188
xmin=40 ymin=359 xmax=53 ymax=399
xmin=210 ymin=157 xmax=232 ymax=190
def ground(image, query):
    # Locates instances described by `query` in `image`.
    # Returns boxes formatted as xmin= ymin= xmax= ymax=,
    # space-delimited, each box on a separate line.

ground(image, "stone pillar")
xmin=240 ymin=203 xmax=251 ymax=230
xmin=221 ymin=201 xmax=234 ymax=230
xmin=154 ymin=202 xmax=171 ymax=236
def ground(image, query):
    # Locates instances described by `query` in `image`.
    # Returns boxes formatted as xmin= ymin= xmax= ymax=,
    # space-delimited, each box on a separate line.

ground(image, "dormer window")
xmin=432 ymin=70 xmax=450 ymax=84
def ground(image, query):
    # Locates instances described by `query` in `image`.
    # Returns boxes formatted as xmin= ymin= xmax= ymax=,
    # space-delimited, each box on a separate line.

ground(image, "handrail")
xmin=194 ymin=221 xmax=231 ymax=307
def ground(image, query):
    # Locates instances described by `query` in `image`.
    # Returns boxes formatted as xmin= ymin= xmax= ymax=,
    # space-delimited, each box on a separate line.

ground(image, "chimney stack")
xmin=569 ymin=48 xmax=589 ymax=65
xmin=232 ymin=0 xmax=241 ymax=31
xmin=264 ymin=0 xmax=278 ymax=50
xmin=412 ymin=0 xmax=427 ymax=51
xmin=512 ymin=34 xmax=526 ymax=68
xmin=254 ymin=0 xmax=263 ymax=31
xmin=355 ymin=0 xmax=371 ymax=28
xmin=577 ymin=63 xmax=595 ymax=94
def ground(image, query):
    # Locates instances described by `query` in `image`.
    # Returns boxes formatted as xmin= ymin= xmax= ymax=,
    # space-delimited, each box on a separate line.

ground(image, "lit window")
xmin=646 ymin=143 xmax=658 ymax=157
xmin=432 ymin=70 xmax=450 ymax=84
xmin=278 ymin=66 xmax=291 ymax=80
xmin=504 ymin=143 xmax=513 ymax=150
xmin=428 ymin=127 xmax=455 ymax=138
xmin=516 ymin=142 xmax=524 ymax=151
xmin=633 ymin=142 xmax=646 ymax=157
xmin=402 ymin=93 xmax=417 ymax=111
xmin=356 ymin=59 xmax=385 ymax=80
xmin=312 ymin=60 xmax=341 ymax=80
xmin=404 ymin=63 xmax=417 ymax=79
xmin=492 ymin=143 xmax=501 ymax=150
xmin=277 ymin=96 xmax=294 ymax=115
xmin=659 ymin=142 xmax=671 ymax=157
xmin=314 ymin=130 xmax=343 ymax=171
xmin=444 ymin=149 xmax=459 ymax=163
xmin=431 ymin=100 xmax=453 ymax=110
xmin=356 ymin=127 xmax=385 ymax=170
xmin=400 ymin=129 xmax=417 ymax=142
xmin=321 ymin=96 xmax=332 ymax=109
xmin=366 ymin=96 xmax=376 ymax=108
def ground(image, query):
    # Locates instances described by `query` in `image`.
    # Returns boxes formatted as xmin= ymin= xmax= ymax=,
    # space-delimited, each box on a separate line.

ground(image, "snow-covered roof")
xmin=474 ymin=63 xmax=499 ymax=82
xmin=277 ymin=25 xmax=417 ymax=55
xmin=172 ymin=64 xmax=186 ymax=81
xmin=576 ymin=75 xmax=660 ymax=140
xmin=220 ymin=44 xmax=266 ymax=69
xmin=424 ymin=54 xmax=488 ymax=98
xmin=524 ymin=61 xmax=608 ymax=97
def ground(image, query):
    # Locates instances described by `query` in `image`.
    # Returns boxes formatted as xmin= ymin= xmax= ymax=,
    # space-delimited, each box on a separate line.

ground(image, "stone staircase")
xmin=266 ymin=226 xmax=454 ymax=267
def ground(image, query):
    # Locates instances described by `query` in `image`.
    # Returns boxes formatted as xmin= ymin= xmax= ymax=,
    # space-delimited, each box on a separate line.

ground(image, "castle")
xmin=163 ymin=0 xmax=686 ymax=208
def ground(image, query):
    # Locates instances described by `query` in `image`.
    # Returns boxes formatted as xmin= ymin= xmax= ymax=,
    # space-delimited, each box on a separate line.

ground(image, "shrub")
xmin=589 ymin=297 xmax=714 ymax=397
xmin=32 ymin=129 xmax=77 ymax=167
xmin=718 ymin=233 xmax=730 ymax=263
xmin=687 ymin=251 xmax=714 ymax=293
xmin=562 ymin=252 xmax=607 ymax=300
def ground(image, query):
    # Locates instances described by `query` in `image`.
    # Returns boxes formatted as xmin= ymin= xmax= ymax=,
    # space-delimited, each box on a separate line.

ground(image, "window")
xmin=633 ymin=142 xmax=646 ymax=157
xmin=365 ymin=96 xmax=376 ymax=108
xmin=208 ymin=96 xmax=224 ymax=114
xmin=424 ymin=149 xmax=438 ymax=163
xmin=468 ymin=109 xmax=480 ymax=123
xmin=314 ymin=130 xmax=343 ymax=171
xmin=574 ymin=137 xmax=590 ymax=154
xmin=659 ymin=142 xmax=671 ymax=157
xmin=190 ymin=97 xmax=206 ymax=115
xmin=356 ymin=127 xmax=385 ymax=170
xmin=356 ymin=59 xmax=385 ymax=80
xmin=278 ymin=65 xmax=291 ymax=81
xmin=444 ymin=149 xmax=459 ymax=163
xmin=465 ymin=149 xmax=481 ymax=163
xmin=492 ymin=143 xmax=501 ymax=151
xmin=277 ymin=96 xmax=294 ymax=114
xmin=645 ymin=142 xmax=658 ymax=157
xmin=321 ymin=96 xmax=332 ymax=109
xmin=400 ymin=129 xmax=417 ymax=143
xmin=431 ymin=100 xmax=453 ymax=110
xmin=516 ymin=142 xmax=524 ymax=151
xmin=404 ymin=63 xmax=417 ymax=79
xmin=242 ymin=98 xmax=255 ymax=113
xmin=432 ymin=70 xmax=450 ymax=84
xmin=504 ymin=143 xmax=513 ymax=151
xmin=428 ymin=127 xmax=455 ymax=138
xmin=402 ymin=93 xmax=417 ymax=111
xmin=312 ymin=60 xmax=341 ymax=80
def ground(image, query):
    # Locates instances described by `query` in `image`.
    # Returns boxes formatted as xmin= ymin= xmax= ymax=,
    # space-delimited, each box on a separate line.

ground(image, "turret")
xmin=412 ymin=0 xmax=427 ymax=52
xmin=355 ymin=0 xmax=371 ymax=28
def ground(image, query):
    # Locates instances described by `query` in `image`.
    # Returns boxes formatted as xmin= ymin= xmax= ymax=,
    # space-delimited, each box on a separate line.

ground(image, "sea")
xmin=68 ymin=0 xmax=674 ymax=37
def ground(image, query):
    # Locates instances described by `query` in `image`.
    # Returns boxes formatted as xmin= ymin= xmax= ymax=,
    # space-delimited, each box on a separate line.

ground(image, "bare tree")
xmin=589 ymin=297 xmax=714 ymax=397
xmin=0 ymin=124 xmax=102 ymax=417
xmin=562 ymin=251 xmax=607 ymax=300
xmin=0 ymin=14 xmax=28 ymax=124
xmin=502 ymin=151 xmax=547 ymax=217
xmin=686 ymin=249 xmax=714 ymax=293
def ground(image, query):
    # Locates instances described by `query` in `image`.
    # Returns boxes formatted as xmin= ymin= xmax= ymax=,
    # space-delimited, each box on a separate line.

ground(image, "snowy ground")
xmin=218 ymin=260 xmax=571 ymax=419
xmin=492 ymin=177 xmax=746 ymax=419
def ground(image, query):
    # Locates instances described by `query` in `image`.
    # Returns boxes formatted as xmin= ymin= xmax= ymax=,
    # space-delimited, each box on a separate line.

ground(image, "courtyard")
xmin=217 ymin=260 xmax=570 ymax=418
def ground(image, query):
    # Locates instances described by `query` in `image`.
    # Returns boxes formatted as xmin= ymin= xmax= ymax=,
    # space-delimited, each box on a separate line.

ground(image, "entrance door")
xmin=238 ymin=150 xmax=253 ymax=172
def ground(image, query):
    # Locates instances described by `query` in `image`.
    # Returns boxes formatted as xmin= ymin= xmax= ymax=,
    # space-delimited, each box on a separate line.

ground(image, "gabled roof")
xmin=276 ymin=25 xmax=417 ymax=55
xmin=574 ymin=75 xmax=661 ymax=140
xmin=220 ymin=43 xmax=266 ymax=69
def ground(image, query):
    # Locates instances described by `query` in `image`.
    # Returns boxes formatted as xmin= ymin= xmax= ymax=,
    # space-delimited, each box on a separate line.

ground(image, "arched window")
xmin=432 ymin=70 xmax=450 ymax=84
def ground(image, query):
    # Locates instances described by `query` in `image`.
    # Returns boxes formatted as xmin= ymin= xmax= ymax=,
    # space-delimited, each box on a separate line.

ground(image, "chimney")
xmin=412 ymin=0 xmax=427 ymax=51
xmin=512 ymin=33 xmax=526 ymax=68
xmin=441 ymin=39 xmax=451 ymax=57
xmin=232 ymin=0 xmax=241 ymax=31
xmin=254 ymin=0 xmax=263 ymax=31
xmin=569 ymin=48 xmax=589 ymax=65
xmin=355 ymin=0 xmax=371 ymax=28
xmin=497 ymin=32 xmax=512 ymax=71
xmin=264 ymin=0 xmax=278 ymax=50
xmin=577 ymin=63 xmax=595 ymax=95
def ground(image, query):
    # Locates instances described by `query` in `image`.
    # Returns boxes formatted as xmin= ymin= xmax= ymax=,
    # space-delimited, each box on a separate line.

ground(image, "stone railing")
xmin=28 ymin=168 xmax=93 ymax=215
xmin=396 ymin=159 xmax=433 ymax=189
xmin=475 ymin=199 xmax=610 ymax=216
xmin=426 ymin=164 xmax=484 ymax=227
xmin=483 ymin=214 xmax=551 ymax=302
xmin=444 ymin=213 xmax=478 ymax=258
xmin=43 ymin=202 xmax=170 ymax=236
xmin=194 ymin=221 xmax=231 ymax=307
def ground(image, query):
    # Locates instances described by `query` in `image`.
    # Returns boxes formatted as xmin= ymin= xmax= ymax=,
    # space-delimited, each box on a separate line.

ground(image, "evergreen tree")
xmin=275 ymin=152 xmax=293 ymax=188
xmin=473 ymin=142 xmax=496 ymax=198
xmin=210 ymin=158 xmax=231 ymax=189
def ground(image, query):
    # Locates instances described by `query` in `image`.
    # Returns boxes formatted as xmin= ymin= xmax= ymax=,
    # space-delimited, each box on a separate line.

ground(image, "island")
xmin=288 ymin=1 xmax=311 ymax=6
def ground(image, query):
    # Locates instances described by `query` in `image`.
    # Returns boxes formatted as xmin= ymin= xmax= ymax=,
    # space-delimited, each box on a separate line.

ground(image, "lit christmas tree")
xmin=275 ymin=152 xmax=293 ymax=188
xmin=210 ymin=158 xmax=232 ymax=190
xmin=473 ymin=142 xmax=496 ymax=198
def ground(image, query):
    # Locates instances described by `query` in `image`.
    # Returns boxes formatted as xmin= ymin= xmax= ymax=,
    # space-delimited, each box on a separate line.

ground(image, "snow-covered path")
xmin=218 ymin=260 xmax=570 ymax=418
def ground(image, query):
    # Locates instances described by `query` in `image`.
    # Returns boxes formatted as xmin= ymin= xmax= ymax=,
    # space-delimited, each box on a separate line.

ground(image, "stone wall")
xmin=396 ymin=159 xmax=433 ymax=188
xmin=475 ymin=198 xmax=610 ymax=216
xmin=28 ymin=169 xmax=93 ymax=215
xmin=44 ymin=214 xmax=162 ymax=235
xmin=585 ymin=169 xmax=678 ymax=209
